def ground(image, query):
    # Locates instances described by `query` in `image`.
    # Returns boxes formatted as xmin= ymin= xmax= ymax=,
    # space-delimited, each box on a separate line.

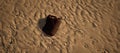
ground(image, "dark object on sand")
xmin=42 ymin=15 xmax=61 ymax=36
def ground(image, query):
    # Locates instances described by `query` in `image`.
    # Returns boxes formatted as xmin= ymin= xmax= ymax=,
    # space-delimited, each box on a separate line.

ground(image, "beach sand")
xmin=0 ymin=0 xmax=120 ymax=53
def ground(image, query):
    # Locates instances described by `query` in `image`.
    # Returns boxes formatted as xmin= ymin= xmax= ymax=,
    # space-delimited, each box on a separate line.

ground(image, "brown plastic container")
xmin=42 ymin=15 xmax=61 ymax=36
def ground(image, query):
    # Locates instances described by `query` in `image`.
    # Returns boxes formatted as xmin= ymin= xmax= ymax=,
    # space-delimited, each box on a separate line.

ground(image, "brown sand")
xmin=0 ymin=0 xmax=120 ymax=53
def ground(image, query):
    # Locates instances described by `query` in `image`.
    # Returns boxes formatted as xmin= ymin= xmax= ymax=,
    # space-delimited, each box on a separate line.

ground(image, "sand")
xmin=0 ymin=0 xmax=120 ymax=53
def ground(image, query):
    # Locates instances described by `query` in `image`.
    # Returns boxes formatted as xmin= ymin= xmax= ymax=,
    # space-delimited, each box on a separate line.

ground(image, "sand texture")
xmin=0 ymin=0 xmax=120 ymax=53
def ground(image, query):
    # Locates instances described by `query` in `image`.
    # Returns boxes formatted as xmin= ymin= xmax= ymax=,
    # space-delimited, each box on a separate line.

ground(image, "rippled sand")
xmin=0 ymin=0 xmax=120 ymax=53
